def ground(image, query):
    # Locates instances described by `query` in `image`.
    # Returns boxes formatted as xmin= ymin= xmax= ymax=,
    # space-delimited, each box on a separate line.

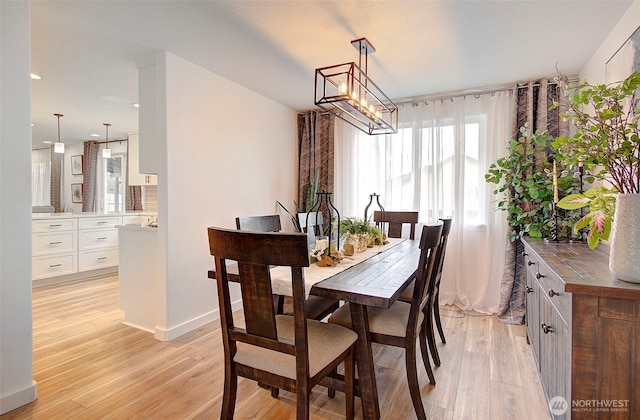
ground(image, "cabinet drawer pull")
xmin=536 ymin=272 xmax=545 ymax=279
xmin=49 ymin=263 xmax=62 ymax=268
xmin=97 ymin=257 xmax=108 ymax=261
xmin=97 ymin=237 xmax=108 ymax=240
xmin=97 ymin=221 xmax=108 ymax=224
xmin=548 ymin=289 xmax=560 ymax=297
xmin=49 ymin=241 xmax=63 ymax=245
xmin=541 ymin=322 xmax=554 ymax=334
xmin=49 ymin=224 xmax=62 ymax=227
xmin=521 ymin=252 xmax=528 ymax=257
xmin=527 ymin=260 xmax=535 ymax=266
xmin=526 ymin=286 xmax=534 ymax=294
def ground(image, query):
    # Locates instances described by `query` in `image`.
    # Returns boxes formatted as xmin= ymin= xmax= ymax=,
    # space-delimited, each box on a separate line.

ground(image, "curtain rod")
xmin=393 ymin=76 xmax=579 ymax=106
xmin=95 ymin=138 xmax=128 ymax=145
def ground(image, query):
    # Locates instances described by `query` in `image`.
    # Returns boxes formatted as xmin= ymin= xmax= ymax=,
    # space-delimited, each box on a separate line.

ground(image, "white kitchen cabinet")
xmin=32 ymin=217 xmax=78 ymax=280
xmin=128 ymin=134 xmax=157 ymax=186
xmin=78 ymin=216 xmax=122 ymax=272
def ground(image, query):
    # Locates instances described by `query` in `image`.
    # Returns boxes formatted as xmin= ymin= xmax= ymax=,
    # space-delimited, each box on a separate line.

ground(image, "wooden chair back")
xmin=409 ymin=223 xmax=443 ymax=324
xmin=374 ymin=211 xmax=419 ymax=239
xmin=433 ymin=218 xmax=452 ymax=292
xmin=208 ymin=226 xmax=356 ymax=419
xmin=209 ymin=227 xmax=309 ymax=342
xmin=235 ymin=214 xmax=281 ymax=232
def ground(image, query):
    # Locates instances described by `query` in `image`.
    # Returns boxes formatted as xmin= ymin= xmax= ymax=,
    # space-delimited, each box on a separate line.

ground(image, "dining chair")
xmin=328 ymin=223 xmax=443 ymax=420
xmin=208 ymin=227 xmax=357 ymax=420
xmin=399 ymin=218 xmax=452 ymax=367
xmin=236 ymin=214 xmax=339 ymax=321
xmin=373 ymin=210 xmax=419 ymax=239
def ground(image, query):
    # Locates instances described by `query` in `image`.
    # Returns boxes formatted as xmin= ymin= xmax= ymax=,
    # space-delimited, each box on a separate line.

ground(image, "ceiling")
xmin=30 ymin=0 xmax=633 ymax=148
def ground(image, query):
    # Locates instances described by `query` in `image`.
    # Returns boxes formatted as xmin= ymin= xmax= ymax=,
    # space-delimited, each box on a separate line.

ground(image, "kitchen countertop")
xmin=116 ymin=225 xmax=158 ymax=232
xmin=32 ymin=212 xmax=156 ymax=219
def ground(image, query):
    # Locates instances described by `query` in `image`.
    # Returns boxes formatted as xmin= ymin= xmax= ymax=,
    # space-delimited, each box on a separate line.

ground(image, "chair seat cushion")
xmin=399 ymin=280 xmax=415 ymax=302
xmin=328 ymin=301 xmax=424 ymax=338
xmin=234 ymin=315 xmax=357 ymax=379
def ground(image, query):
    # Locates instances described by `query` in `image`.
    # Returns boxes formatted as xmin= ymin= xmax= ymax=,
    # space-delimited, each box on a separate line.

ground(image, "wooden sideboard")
xmin=523 ymin=237 xmax=640 ymax=419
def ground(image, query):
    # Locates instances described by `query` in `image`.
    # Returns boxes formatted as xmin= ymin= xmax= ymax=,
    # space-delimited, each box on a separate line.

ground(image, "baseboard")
xmin=0 ymin=380 xmax=37 ymax=415
xmin=32 ymin=267 xmax=118 ymax=288
xmin=152 ymin=298 xmax=243 ymax=341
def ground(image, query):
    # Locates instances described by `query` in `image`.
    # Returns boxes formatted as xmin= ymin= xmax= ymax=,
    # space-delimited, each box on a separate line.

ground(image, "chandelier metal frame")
xmin=314 ymin=38 xmax=398 ymax=135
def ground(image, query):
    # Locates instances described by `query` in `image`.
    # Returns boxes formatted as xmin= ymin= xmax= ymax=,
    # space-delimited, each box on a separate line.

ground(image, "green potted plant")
xmin=485 ymin=124 xmax=576 ymax=241
xmin=552 ymin=71 xmax=640 ymax=282
xmin=340 ymin=217 xmax=380 ymax=252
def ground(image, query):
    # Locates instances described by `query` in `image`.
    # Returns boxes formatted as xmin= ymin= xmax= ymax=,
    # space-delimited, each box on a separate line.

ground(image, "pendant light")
xmin=315 ymin=38 xmax=398 ymax=135
xmin=53 ymin=113 xmax=65 ymax=153
xmin=102 ymin=123 xmax=111 ymax=158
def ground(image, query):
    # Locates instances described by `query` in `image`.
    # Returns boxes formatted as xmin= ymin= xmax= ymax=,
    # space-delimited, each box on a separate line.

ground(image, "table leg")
xmin=349 ymin=303 xmax=380 ymax=420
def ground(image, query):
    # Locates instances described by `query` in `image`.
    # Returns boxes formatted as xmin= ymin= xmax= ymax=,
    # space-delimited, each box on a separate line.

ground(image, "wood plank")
xmin=453 ymin=351 xmax=491 ymax=419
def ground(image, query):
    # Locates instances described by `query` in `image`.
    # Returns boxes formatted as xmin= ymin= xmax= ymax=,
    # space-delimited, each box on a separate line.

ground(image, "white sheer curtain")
xmin=334 ymin=91 xmax=512 ymax=313
xmin=32 ymin=148 xmax=51 ymax=206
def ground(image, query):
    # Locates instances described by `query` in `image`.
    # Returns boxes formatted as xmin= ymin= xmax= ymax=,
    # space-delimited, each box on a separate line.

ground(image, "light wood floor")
xmin=2 ymin=274 xmax=550 ymax=419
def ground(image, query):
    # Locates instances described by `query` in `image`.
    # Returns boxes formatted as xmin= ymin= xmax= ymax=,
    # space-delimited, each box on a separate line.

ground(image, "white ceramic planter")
xmin=609 ymin=193 xmax=640 ymax=283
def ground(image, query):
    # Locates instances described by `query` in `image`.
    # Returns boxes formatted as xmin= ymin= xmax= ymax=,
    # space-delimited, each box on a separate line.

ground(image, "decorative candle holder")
xmin=306 ymin=190 xmax=341 ymax=252
xmin=363 ymin=192 xmax=385 ymax=222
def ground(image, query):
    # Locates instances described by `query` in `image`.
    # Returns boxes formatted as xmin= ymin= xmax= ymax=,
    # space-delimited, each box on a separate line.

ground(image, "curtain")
xmin=335 ymin=91 xmax=512 ymax=313
xmin=82 ymin=140 xmax=100 ymax=212
xmin=126 ymin=186 xmax=143 ymax=211
xmin=124 ymin=135 xmax=143 ymax=211
xmin=32 ymin=148 xmax=51 ymax=206
xmin=50 ymin=146 xmax=63 ymax=212
xmin=298 ymin=111 xmax=335 ymax=212
xmin=497 ymin=80 xmax=569 ymax=324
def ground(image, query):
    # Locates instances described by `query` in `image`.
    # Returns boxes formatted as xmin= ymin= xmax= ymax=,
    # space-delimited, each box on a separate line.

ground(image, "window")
xmin=32 ymin=148 xmax=51 ymax=206
xmin=103 ymin=154 xmax=126 ymax=213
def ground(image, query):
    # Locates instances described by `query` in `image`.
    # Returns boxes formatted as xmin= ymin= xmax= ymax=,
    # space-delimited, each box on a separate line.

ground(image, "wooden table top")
xmin=523 ymin=237 xmax=640 ymax=299
xmin=310 ymin=239 xmax=419 ymax=308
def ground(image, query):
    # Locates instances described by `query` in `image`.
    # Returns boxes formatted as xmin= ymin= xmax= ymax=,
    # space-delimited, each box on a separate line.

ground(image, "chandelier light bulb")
xmin=339 ymin=82 xmax=347 ymax=95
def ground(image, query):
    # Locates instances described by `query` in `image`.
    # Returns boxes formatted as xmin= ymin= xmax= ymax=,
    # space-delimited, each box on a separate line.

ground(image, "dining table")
xmin=267 ymin=237 xmax=421 ymax=419
xmin=208 ymin=237 xmax=421 ymax=420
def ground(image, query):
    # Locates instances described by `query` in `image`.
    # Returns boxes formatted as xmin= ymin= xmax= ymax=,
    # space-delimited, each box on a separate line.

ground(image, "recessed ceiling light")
xmin=132 ymin=103 xmax=140 ymax=108
xmin=30 ymin=73 xmax=42 ymax=80
xmin=31 ymin=123 xmax=34 ymax=127
xmin=43 ymin=140 xmax=52 ymax=144
xmin=90 ymin=133 xmax=100 ymax=137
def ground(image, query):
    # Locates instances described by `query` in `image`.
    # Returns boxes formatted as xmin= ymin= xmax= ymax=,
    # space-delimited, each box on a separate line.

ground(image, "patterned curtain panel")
xmin=126 ymin=186 xmax=143 ymax=211
xmin=497 ymin=80 xmax=569 ymax=324
xmin=297 ymin=111 xmax=335 ymax=212
xmin=49 ymin=146 xmax=63 ymax=212
xmin=82 ymin=140 xmax=100 ymax=212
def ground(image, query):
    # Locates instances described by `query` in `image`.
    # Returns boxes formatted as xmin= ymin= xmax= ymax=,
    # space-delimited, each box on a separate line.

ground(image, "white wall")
xmin=153 ymin=52 xmax=297 ymax=340
xmin=0 ymin=1 xmax=38 ymax=414
xmin=580 ymin=0 xmax=640 ymax=83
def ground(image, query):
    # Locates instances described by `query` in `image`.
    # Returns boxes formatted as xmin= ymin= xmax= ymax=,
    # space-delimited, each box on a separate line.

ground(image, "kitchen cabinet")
xmin=31 ymin=213 xmax=156 ymax=283
xmin=78 ymin=216 xmax=121 ymax=272
xmin=523 ymin=237 xmax=640 ymax=419
xmin=32 ymin=218 xmax=77 ymax=279
xmin=128 ymin=134 xmax=157 ymax=185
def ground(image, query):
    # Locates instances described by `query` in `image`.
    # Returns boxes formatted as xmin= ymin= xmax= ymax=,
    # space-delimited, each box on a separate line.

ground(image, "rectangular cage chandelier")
xmin=314 ymin=38 xmax=398 ymax=135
